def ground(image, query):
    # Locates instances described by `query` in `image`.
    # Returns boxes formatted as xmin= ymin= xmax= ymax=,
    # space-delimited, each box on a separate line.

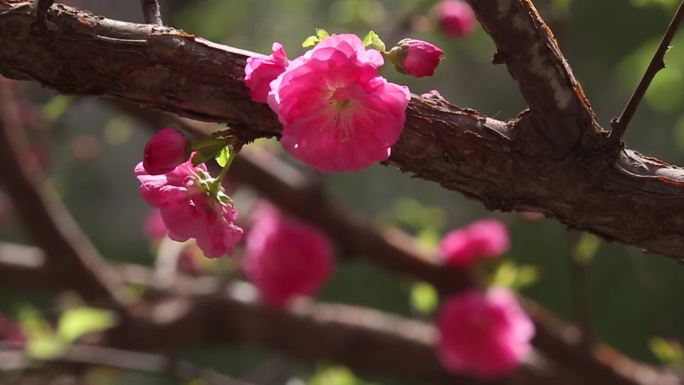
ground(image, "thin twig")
xmin=611 ymin=0 xmax=684 ymax=143
xmin=140 ymin=0 xmax=163 ymax=25
xmin=0 ymin=345 xmax=253 ymax=385
xmin=32 ymin=0 xmax=54 ymax=32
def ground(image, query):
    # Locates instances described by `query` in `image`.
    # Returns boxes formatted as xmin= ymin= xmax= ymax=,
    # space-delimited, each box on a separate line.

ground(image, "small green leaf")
xmin=215 ymin=146 xmax=231 ymax=167
xmin=362 ymin=30 xmax=385 ymax=52
xmin=310 ymin=366 xmax=373 ymax=385
xmin=302 ymin=35 xmax=318 ymax=48
xmin=57 ymin=307 xmax=117 ymax=344
xmin=573 ymin=233 xmax=600 ymax=265
xmin=42 ymin=96 xmax=72 ymax=121
xmin=649 ymin=337 xmax=684 ymax=364
xmin=491 ymin=260 xmax=540 ymax=290
xmin=316 ymin=28 xmax=330 ymax=40
xmin=191 ymin=137 xmax=227 ymax=165
xmin=17 ymin=305 xmax=65 ymax=360
xmin=410 ymin=281 xmax=438 ymax=315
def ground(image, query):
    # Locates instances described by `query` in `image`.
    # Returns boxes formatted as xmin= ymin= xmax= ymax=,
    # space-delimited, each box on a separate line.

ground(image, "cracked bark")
xmin=1 ymin=1 xmax=684 ymax=260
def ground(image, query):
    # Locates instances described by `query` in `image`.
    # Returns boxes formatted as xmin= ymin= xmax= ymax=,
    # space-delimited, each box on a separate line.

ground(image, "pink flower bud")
xmin=143 ymin=128 xmax=189 ymax=175
xmin=243 ymin=204 xmax=334 ymax=307
xmin=439 ymin=219 xmax=509 ymax=268
xmin=389 ymin=39 xmax=444 ymax=78
xmin=437 ymin=287 xmax=534 ymax=379
xmin=245 ymin=42 xmax=289 ymax=103
xmin=436 ymin=0 xmax=476 ymax=38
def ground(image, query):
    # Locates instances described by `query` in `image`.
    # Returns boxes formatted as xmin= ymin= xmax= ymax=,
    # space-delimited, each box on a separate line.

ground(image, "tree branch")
xmin=610 ymin=0 xmax=684 ymax=143
xmin=0 ymin=345 xmax=254 ymax=385
xmin=0 ymin=243 xmax=584 ymax=385
xmin=0 ymin=79 xmax=126 ymax=310
xmin=1 ymin=2 xmax=684 ymax=259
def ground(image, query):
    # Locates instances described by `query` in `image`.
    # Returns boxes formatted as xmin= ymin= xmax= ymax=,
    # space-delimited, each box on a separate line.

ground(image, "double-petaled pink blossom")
xmin=439 ymin=219 xmax=510 ymax=268
xmin=266 ymin=34 xmax=410 ymax=172
xmin=243 ymin=204 xmax=334 ymax=306
xmin=437 ymin=287 xmax=534 ymax=378
xmin=135 ymin=158 xmax=243 ymax=258
xmin=245 ymin=42 xmax=290 ymax=103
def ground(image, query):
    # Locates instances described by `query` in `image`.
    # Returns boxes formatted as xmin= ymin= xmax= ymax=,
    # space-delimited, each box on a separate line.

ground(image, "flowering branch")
xmin=111 ymin=101 xmax=672 ymax=385
xmin=2 ymin=2 xmax=684 ymax=261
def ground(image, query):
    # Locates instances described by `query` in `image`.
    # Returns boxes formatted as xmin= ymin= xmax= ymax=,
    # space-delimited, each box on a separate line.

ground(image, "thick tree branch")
xmin=464 ymin=0 xmax=603 ymax=155
xmin=1 ymin=3 xmax=684 ymax=261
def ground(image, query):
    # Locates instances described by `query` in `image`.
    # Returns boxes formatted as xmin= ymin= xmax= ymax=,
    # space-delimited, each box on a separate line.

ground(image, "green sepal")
xmin=362 ymin=30 xmax=386 ymax=52
xmin=302 ymin=28 xmax=331 ymax=48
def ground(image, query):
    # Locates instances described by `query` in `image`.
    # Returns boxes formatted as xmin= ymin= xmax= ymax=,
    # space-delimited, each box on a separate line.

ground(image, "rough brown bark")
xmin=1 ymin=1 xmax=683 ymax=261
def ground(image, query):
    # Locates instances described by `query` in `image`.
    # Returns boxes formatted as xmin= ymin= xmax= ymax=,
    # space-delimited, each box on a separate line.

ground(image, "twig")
xmin=611 ymin=0 xmax=684 ymax=143
xmin=32 ymin=0 xmax=54 ymax=32
xmin=140 ymin=0 xmax=163 ymax=25
xmin=0 ymin=81 xmax=126 ymax=311
xmin=0 ymin=345 xmax=253 ymax=385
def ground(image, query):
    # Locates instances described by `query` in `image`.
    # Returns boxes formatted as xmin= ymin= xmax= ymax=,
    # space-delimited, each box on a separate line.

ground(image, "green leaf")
xmin=303 ymin=28 xmax=331 ymax=48
xmin=572 ymin=233 xmax=600 ymax=265
xmin=17 ymin=305 xmax=65 ymax=360
xmin=42 ymin=96 xmax=72 ymax=121
xmin=491 ymin=260 xmax=540 ymax=290
xmin=410 ymin=281 xmax=438 ymax=315
xmin=191 ymin=137 xmax=228 ymax=166
xmin=57 ymin=307 xmax=117 ymax=344
xmin=362 ymin=30 xmax=385 ymax=52
xmin=316 ymin=28 xmax=330 ymax=40
xmin=310 ymin=366 xmax=373 ymax=385
xmin=649 ymin=337 xmax=684 ymax=364
xmin=302 ymin=35 xmax=318 ymax=48
xmin=215 ymin=146 xmax=231 ymax=167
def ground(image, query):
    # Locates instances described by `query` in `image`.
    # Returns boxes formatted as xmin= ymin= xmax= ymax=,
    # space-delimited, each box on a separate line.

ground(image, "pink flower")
xmin=143 ymin=209 xmax=168 ymax=241
xmin=245 ymin=42 xmax=289 ymax=103
xmin=135 ymin=158 xmax=243 ymax=258
xmin=268 ymin=34 xmax=410 ymax=172
xmin=436 ymin=0 xmax=476 ymax=38
xmin=437 ymin=287 xmax=534 ymax=378
xmin=439 ymin=219 xmax=509 ymax=268
xmin=143 ymin=128 xmax=189 ymax=175
xmin=389 ymin=39 xmax=444 ymax=78
xmin=0 ymin=313 xmax=26 ymax=350
xmin=243 ymin=204 xmax=334 ymax=306
xmin=421 ymin=89 xmax=443 ymax=99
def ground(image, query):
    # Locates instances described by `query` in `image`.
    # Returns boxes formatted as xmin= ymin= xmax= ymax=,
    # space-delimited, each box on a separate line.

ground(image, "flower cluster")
xmin=245 ymin=33 xmax=445 ymax=172
xmin=243 ymin=204 xmax=334 ymax=306
xmin=437 ymin=287 xmax=534 ymax=378
xmin=439 ymin=219 xmax=510 ymax=268
xmin=136 ymin=157 xmax=243 ymax=258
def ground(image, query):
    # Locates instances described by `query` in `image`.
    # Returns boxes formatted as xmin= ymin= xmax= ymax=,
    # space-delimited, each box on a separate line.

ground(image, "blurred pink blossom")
xmin=437 ymin=287 xmax=534 ymax=378
xmin=436 ymin=0 xmax=476 ymax=38
xmin=439 ymin=219 xmax=510 ymax=268
xmin=243 ymin=204 xmax=334 ymax=306
xmin=143 ymin=209 xmax=168 ymax=242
